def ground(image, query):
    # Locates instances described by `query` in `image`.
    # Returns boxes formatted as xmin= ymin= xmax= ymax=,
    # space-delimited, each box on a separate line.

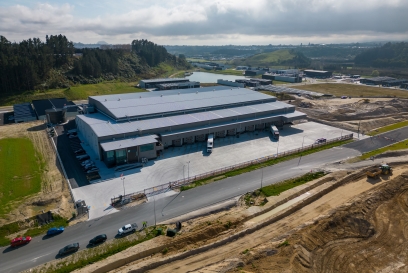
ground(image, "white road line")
xmin=30 ymin=252 xmax=53 ymax=262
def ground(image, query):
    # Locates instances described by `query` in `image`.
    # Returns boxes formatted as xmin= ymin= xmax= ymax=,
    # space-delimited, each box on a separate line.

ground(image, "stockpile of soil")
xmin=232 ymin=171 xmax=408 ymax=273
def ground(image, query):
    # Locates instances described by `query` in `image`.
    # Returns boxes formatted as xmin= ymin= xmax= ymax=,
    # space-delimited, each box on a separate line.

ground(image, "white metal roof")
xmin=100 ymin=135 xmax=158 ymax=152
xmin=77 ymin=100 xmax=295 ymax=138
xmin=91 ymin=88 xmax=275 ymax=120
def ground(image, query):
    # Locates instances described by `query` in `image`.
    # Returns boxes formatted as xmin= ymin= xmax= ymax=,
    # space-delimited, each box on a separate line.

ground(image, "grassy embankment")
xmin=0 ymin=81 xmax=146 ymax=106
xmin=293 ymin=83 xmax=408 ymax=98
xmin=261 ymin=172 xmax=326 ymax=196
xmin=180 ymin=139 xmax=353 ymax=191
xmin=367 ymin=120 xmax=408 ymax=136
xmin=358 ymin=139 xmax=408 ymax=161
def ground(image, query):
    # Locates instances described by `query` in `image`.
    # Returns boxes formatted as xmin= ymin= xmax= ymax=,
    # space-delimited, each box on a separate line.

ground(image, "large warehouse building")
xmin=76 ymin=86 xmax=306 ymax=167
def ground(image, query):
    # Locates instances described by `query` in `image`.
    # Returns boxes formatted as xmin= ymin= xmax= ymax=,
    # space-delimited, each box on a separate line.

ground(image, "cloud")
xmin=0 ymin=0 xmax=407 ymax=44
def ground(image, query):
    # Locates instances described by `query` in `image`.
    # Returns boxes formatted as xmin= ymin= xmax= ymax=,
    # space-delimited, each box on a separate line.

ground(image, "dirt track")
xmin=227 ymin=169 xmax=408 ymax=273
xmin=101 ymin=167 xmax=406 ymax=273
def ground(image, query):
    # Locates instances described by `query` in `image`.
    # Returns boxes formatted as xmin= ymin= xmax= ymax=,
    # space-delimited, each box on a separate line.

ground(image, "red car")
xmin=10 ymin=236 xmax=32 ymax=247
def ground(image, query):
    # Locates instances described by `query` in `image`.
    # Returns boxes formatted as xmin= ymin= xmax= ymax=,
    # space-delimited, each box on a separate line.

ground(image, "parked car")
xmin=47 ymin=227 xmax=65 ymax=236
xmin=77 ymin=155 xmax=90 ymax=161
xmin=117 ymin=223 xmax=137 ymax=236
xmin=86 ymin=168 xmax=99 ymax=174
xmin=74 ymin=149 xmax=84 ymax=155
xmin=89 ymin=234 xmax=107 ymax=245
xmin=8 ymin=115 xmax=15 ymax=121
xmin=10 ymin=236 xmax=32 ymax=247
xmin=81 ymin=160 xmax=93 ymax=166
xmin=58 ymin=243 xmax=79 ymax=256
xmin=315 ymin=138 xmax=327 ymax=144
xmin=84 ymin=166 xmax=96 ymax=172
xmin=69 ymin=134 xmax=78 ymax=139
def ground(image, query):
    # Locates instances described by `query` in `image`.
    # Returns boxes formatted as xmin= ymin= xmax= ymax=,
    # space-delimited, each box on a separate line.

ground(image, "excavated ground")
xmin=292 ymin=97 xmax=408 ymax=133
xmin=227 ymin=170 xmax=408 ymax=273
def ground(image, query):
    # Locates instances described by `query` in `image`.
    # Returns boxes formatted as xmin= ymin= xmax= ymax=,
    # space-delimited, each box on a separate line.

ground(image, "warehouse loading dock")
xmin=76 ymin=86 xmax=306 ymax=168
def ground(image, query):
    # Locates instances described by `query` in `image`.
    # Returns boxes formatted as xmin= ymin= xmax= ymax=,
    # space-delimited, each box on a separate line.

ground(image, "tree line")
xmin=354 ymin=42 xmax=408 ymax=68
xmin=0 ymin=35 xmax=74 ymax=96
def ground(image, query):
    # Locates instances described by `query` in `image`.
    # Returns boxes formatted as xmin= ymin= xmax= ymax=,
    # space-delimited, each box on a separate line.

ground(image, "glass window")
xmin=140 ymin=143 xmax=154 ymax=152
xmin=115 ymin=149 xmax=127 ymax=165
xmin=104 ymin=150 xmax=115 ymax=167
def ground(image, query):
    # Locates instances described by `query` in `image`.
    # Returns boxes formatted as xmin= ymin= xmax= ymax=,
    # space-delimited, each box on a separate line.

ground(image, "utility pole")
xmin=121 ymin=173 xmax=125 ymax=197
xmin=276 ymin=140 xmax=280 ymax=156
xmin=187 ymin=161 xmax=190 ymax=182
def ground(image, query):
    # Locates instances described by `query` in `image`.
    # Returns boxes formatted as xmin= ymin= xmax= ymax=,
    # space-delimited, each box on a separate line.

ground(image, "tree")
xmin=371 ymin=70 xmax=379 ymax=77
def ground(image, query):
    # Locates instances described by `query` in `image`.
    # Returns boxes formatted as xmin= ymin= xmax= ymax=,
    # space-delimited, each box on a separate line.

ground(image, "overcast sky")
xmin=0 ymin=0 xmax=407 ymax=45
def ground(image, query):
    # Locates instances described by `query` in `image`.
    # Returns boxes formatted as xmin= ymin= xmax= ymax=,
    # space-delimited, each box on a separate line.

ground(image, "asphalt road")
xmin=0 ymin=145 xmax=360 ymax=273
xmin=344 ymin=126 xmax=408 ymax=153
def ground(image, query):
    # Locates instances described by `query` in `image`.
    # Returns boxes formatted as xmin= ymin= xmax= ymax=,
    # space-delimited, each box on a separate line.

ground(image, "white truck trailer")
xmin=270 ymin=125 xmax=279 ymax=140
xmin=207 ymin=134 xmax=214 ymax=153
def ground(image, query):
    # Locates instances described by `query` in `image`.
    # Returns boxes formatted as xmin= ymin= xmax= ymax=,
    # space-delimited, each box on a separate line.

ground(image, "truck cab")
xmin=270 ymin=125 xmax=279 ymax=140
xmin=207 ymin=134 xmax=214 ymax=153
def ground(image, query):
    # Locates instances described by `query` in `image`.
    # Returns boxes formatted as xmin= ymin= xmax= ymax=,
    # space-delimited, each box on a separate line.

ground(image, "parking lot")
xmin=53 ymin=120 xmax=101 ymax=189
xmin=70 ymin=121 xmax=356 ymax=219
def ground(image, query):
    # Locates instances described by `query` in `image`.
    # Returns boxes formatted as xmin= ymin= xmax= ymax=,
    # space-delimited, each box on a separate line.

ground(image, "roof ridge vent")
xmin=161 ymin=94 xmax=163 ymax=97
xmin=140 ymin=96 xmax=142 ymax=98
xmin=105 ymin=99 xmax=107 ymax=102
xmin=118 ymin=98 xmax=120 ymax=101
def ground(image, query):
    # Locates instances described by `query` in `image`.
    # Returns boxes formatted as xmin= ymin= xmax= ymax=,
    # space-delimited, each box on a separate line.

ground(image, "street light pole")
xmin=301 ymin=135 xmax=306 ymax=150
xmin=261 ymin=167 xmax=264 ymax=190
xmin=276 ymin=140 xmax=280 ymax=156
xmin=153 ymin=196 xmax=156 ymax=227
xmin=183 ymin=165 xmax=186 ymax=183
xmin=122 ymin=177 xmax=126 ymax=197
xmin=187 ymin=161 xmax=190 ymax=182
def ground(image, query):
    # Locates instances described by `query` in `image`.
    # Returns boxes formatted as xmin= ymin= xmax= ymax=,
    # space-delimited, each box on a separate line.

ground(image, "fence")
xmin=111 ymin=134 xmax=353 ymax=206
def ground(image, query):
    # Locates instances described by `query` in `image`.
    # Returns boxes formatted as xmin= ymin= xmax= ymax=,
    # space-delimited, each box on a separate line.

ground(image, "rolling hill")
xmin=230 ymin=49 xmax=311 ymax=68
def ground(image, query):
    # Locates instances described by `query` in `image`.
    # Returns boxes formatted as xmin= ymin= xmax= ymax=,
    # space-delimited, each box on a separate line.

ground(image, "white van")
xmin=270 ymin=125 xmax=279 ymax=140
xmin=207 ymin=134 xmax=214 ymax=153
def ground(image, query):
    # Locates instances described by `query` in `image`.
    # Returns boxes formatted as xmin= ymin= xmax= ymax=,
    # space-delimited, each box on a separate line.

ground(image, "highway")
xmin=0 ymin=145 xmax=360 ymax=273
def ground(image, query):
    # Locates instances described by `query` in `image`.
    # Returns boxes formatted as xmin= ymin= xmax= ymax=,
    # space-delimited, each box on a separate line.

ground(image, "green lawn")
xmin=367 ymin=120 xmax=408 ymax=136
xmin=0 ymin=138 xmax=43 ymax=216
xmin=261 ymin=172 xmax=326 ymax=197
xmin=359 ymin=139 xmax=408 ymax=160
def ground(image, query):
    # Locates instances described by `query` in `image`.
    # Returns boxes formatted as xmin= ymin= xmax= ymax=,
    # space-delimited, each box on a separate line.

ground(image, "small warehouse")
xmin=156 ymin=81 xmax=200 ymax=90
xmin=13 ymin=102 xmax=37 ymax=123
xmin=360 ymin=76 xmax=396 ymax=86
xmin=139 ymin=78 xmax=189 ymax=89
xmin=32 ymin=98 xmax=78 ymax=121
xmin=382 ymin=79 xmax=408 ymax=87
xmin=303 ymin=70 xmax=332 ymax=79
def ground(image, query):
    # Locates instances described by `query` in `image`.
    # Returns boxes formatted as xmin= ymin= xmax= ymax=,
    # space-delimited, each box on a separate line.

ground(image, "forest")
xmin=0 ymin=36 xmax=189 ymax=100
xmin=354 ymin=42 xmax=408 ymax=68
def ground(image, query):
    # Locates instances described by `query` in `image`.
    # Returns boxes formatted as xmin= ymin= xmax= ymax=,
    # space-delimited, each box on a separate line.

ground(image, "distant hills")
xmin=354 ymin=42 xmax=408 ymax=69
xmin=230 ymin=49 xmax=311 ymax=68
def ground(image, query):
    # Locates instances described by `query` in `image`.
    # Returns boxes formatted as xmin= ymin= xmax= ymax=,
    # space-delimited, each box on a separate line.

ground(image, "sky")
xmin=0 ymin=0 xmax=408 ymax=45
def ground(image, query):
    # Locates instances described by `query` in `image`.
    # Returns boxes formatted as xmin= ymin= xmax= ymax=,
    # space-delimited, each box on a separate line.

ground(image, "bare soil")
xmin=291 ymin=97 xmax=408 ymax=133
xmin=0 ymin=121 xmax=73 ymax=225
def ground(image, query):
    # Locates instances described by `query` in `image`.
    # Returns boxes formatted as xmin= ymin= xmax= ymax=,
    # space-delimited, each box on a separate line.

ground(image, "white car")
xmin=117 ymin=223 xmax=137 ymax=236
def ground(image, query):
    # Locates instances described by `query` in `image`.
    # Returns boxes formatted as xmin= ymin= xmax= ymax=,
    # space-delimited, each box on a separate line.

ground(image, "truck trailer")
xmin=207 ymin=134 xmax=214 ymax=153
xmin=270 ymin=125 xmax=279 ymax=140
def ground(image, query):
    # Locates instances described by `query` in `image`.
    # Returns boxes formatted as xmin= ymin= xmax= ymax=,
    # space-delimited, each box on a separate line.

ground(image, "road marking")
xmin=30 ymin=252 xmax=52 ymax=262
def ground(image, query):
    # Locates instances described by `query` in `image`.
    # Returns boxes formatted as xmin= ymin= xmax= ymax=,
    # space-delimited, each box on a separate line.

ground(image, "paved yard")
xmin=72 ymin=121 xmax=356 ymax=219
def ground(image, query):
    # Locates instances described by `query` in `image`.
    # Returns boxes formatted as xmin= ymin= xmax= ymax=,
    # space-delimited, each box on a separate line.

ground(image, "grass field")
xmin=0 ymin=81 xmax=146 ymax=106
xmin=261 ymin=172 xmax=326 ymax=197
xmin=293 ymin=83 xmax=408 ymax=98
xmin=232 ymin=50 xmax=296 ymax=67
xmin=359 ymin=139 xmax=408 ymax=160
xmin=0 ymin=138 xmax=43 ymax=216
xmin=367 ymin=120 xmax=408 ymax=136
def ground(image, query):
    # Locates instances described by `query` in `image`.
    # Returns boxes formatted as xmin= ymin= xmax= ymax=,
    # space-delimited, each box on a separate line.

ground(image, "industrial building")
xmin=13 ymin=103 xmax=37 ymax=123
xmin=217 ymin=79 xmax=245 ymax=88
xmin=156 ymin=81 xmax=200 ymax=90
xmin=75 ymin=86 xmax=306 ymax=168
xmin=139 ymin=78 xmax=189 ymax=89
xmin=303 ymin=70 xmax=332 ymax=79
xmin=32 ymin=98 xmax=77 ymax=121
xmin=359 ymin=76 xmax=396 ymax=86
xmin=262 ymin=73 xmax=302 ymax=83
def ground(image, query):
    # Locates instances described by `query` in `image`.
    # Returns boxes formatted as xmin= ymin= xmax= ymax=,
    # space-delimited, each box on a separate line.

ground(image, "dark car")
xmin=74 ymin=149 xmax=85 ymax=155
xmin=315 ymin=138 xmax=327 ymax=144
xmin=58 ymin=243 xmax=79 ymax=256
xmin=47 ymin=227 xmax=65 ymax=236
xmin=89 ymin=234 xmax=107 ymax=245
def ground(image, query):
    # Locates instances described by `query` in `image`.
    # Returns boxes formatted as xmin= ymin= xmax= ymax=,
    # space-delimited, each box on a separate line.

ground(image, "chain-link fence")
xmin=112 ymin=134 xmax=353 ymax=205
